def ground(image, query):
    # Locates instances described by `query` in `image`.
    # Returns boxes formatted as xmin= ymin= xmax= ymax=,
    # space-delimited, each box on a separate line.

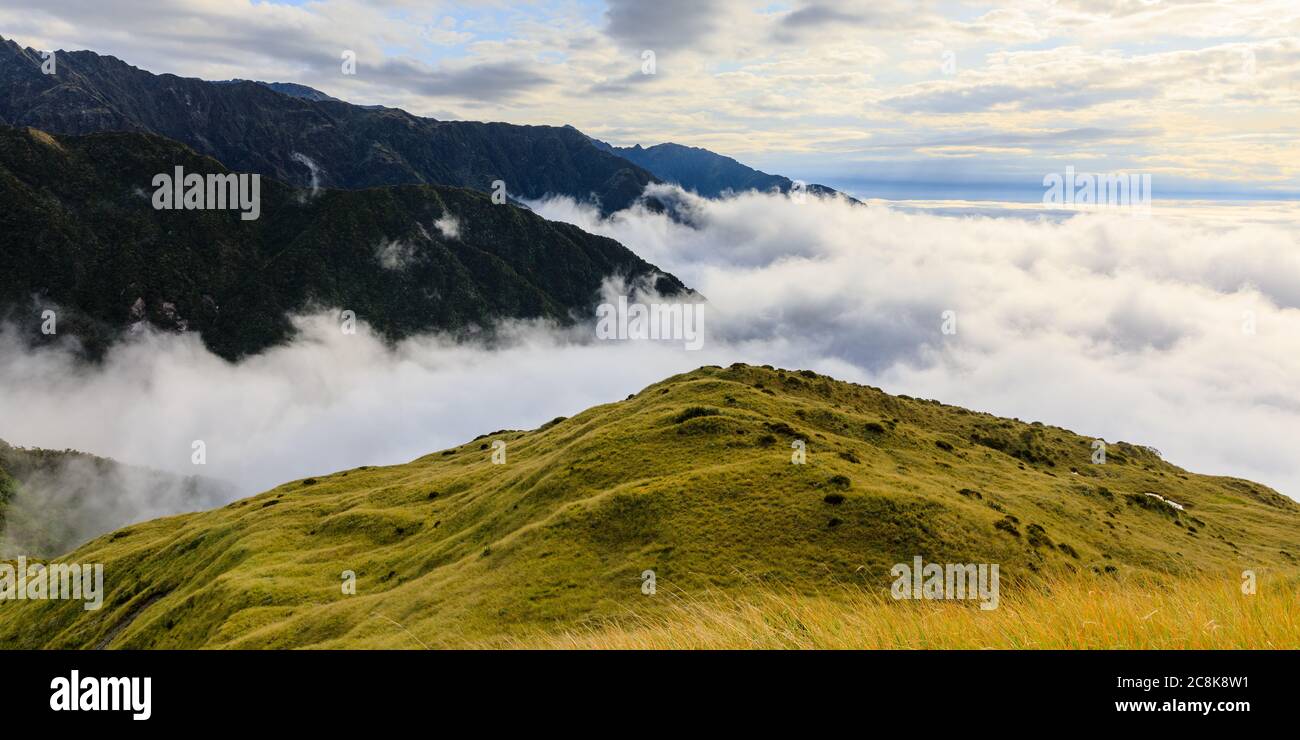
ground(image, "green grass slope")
xmin=3 ymin=364 xmax=1296 ymax=648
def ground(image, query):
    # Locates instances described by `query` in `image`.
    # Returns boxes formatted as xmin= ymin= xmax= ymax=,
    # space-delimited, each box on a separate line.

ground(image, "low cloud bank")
xmin=534 ymin=187 xmax=1300 ymax=499
xmin=0 ymin=314 xmax=729 ymax=499
xmin=0 ymin=187 xmax=1296 ymax=545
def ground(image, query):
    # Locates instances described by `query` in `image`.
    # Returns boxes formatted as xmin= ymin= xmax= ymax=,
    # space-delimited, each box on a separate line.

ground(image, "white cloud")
xmin=375 ymin=238 xmax=418 ymax=270
xmin=434 ymin=212 xmax=461 ymax=240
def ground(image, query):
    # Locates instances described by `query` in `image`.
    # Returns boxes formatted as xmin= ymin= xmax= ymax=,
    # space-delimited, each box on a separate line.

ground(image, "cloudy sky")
xmin=2 ymin=0 xmax=1298 ymax=196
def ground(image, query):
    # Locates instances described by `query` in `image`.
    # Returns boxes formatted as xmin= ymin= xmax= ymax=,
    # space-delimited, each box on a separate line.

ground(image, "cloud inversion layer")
xmin=1 ymin=190 xmax=1297 ymax=542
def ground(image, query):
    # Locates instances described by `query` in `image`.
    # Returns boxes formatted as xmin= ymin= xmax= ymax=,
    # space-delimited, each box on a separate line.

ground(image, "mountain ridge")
xmin=0 ymin=36 xmax=660 ymax=215
xmin=589 ymin=138 xmax=844 ymax=200
xmin=0 ymin=124 xmax=691 ymax=360
xmin=2 ymin=363 xmax=1294 ymax=648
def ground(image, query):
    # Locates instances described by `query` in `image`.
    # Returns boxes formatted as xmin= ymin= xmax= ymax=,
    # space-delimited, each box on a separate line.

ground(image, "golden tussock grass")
xmin=501 ymin=572 xmax=1300 ymax=649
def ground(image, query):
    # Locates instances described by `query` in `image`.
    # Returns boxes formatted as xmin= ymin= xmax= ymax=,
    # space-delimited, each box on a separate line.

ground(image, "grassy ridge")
xmin=2 ymin=364 xmax=1297 ymax=648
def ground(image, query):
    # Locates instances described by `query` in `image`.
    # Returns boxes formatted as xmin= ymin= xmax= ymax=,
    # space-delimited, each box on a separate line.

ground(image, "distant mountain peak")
xmin=589 ymin=136 xmax=844 ymax=200
xmin=253 ymin=81 xmax=343 ymax=103
xmin=214 ymin=80 xmax=343 ymax=103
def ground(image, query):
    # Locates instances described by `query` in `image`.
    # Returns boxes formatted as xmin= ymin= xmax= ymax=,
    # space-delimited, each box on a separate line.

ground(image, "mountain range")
xmin=0 ymin=35 xmax=858 ymax=359
xmin=0 ymin=125 xmax=690 ymax=360
xmin=0 ymin=37 xmax=656 ymax=214
xmin=3 ymin=37 xmax=1290 ymax=651
xmin=0 ymin=36 xmax=840 ymax=214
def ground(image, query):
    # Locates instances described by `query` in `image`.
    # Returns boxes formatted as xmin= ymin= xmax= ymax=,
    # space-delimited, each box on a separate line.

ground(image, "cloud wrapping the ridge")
xmin=0 ymin=314 xmax=721 ymax=501
xmin=1 ymin=189 xmax=1298 ymax=543
xmin=531 ymin=187 xmax=1300 ymax=497
xmin=0 ymin=454 xmax=232 ymax=558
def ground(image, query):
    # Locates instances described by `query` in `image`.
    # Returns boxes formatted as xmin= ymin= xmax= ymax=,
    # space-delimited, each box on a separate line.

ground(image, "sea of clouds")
xmin=1 ymin=185 xmax=1297 ymax=545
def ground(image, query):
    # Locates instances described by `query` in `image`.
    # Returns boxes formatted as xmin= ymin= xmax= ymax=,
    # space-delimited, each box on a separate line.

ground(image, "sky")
xmin=2 ymin=0 xmax=1298 ymax=197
